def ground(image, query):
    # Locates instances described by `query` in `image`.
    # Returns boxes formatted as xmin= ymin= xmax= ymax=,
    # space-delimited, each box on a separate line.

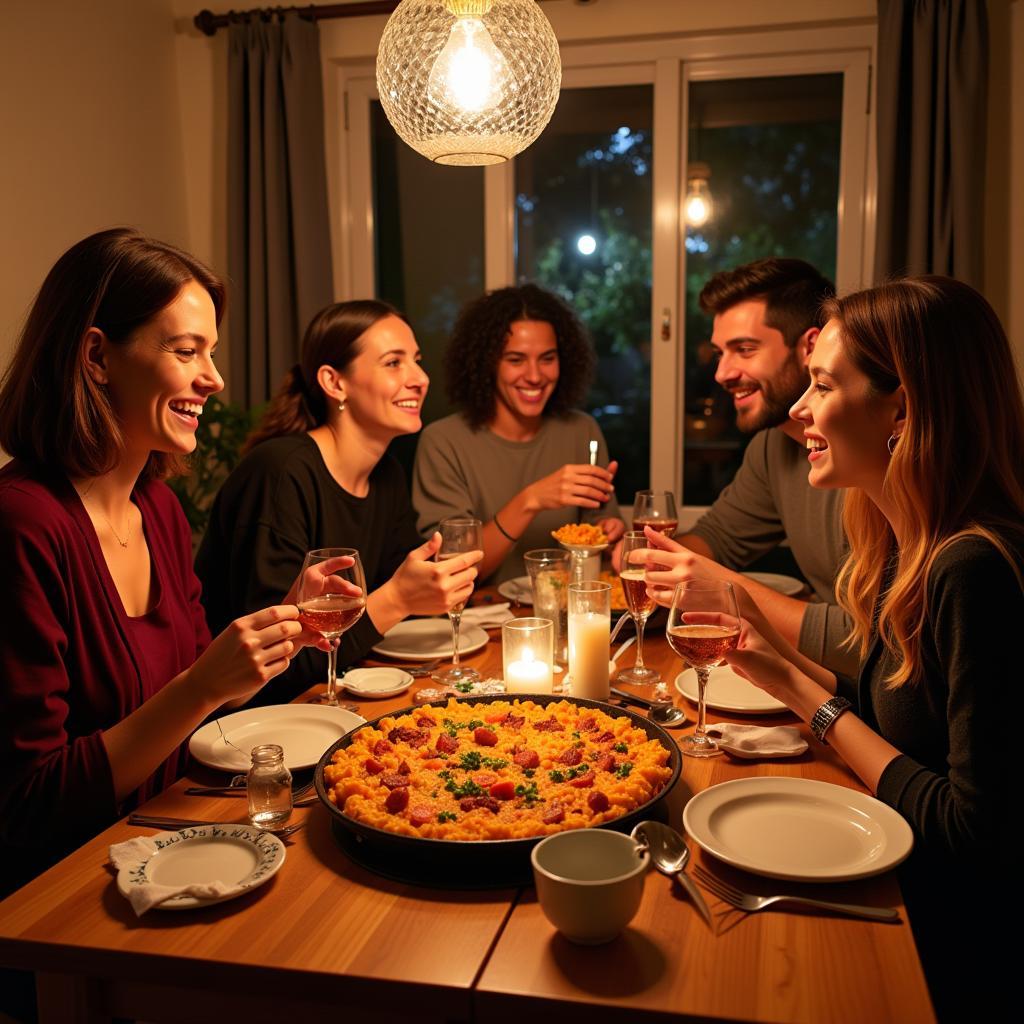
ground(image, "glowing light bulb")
xmin=427 ymin=18 xmax=506 ymax=114
xmin=577 ymin=233 xmax=597 ymax=256
xmin=684 ymin=164 xmax=713 ymax=228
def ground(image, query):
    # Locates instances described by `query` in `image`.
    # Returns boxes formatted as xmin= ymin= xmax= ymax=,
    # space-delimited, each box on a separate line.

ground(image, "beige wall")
xmin=0 ymin=0 xmax=192 ymax=381
xmin=2 ymin=0 xmax=1021 ymax=394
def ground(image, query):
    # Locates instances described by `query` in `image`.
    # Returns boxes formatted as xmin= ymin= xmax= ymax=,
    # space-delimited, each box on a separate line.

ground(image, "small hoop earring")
xmin=887 ymin=433 xmax=899 ymax=456
xmin=337 ymin=399 xmax=346 ymax=413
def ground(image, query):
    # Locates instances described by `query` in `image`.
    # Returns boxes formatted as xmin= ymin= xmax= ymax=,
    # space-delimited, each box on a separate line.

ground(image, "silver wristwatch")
xmin=809 ymin=696 xmax=852 ymax=745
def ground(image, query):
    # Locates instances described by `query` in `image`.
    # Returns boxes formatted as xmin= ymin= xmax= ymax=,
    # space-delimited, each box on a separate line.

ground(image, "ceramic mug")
xmin=531 ymin=829 xmax=649 ymax=944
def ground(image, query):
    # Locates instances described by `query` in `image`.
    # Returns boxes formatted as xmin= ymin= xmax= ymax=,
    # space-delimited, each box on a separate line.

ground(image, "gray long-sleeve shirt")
xmin=688 ymin=427 xmax=856 ymax=676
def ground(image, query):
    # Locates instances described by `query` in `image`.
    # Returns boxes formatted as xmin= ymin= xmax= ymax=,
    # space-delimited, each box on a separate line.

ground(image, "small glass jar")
xmin=247 ymin=744 xmax=292 ymax=829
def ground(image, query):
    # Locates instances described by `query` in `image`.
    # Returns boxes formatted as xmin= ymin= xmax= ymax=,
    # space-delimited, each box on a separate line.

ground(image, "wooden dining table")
xmin=0 ymin=600 xmax=936 ymax=1023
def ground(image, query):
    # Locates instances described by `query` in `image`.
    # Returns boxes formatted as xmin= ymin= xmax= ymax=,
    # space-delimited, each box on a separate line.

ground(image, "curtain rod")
xmin=194 ymin=4 xmax=400 ymax=37
xmin=193 ymin=1 xmax=570 ymax=37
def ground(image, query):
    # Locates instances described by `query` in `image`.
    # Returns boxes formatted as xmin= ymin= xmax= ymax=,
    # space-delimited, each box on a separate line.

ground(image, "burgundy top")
xmin=0 ymin=462 xmax=210 ymax=892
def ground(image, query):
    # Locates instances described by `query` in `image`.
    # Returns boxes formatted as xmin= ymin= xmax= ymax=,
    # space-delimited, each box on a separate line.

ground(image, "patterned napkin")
xmin=110 ymin=836 xmax=239 ymax=915
xmin=705 ymin=723 xmax=808 ymax=759
xmin=461 ymin=602 xmax=515 ymax=628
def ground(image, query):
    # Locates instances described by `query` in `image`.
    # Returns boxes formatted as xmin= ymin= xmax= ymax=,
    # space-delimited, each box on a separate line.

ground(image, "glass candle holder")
xmin=502 ymin=617 xmax=554 ymax=694
xmin=568 ymin=581 xmax=611 ymax=700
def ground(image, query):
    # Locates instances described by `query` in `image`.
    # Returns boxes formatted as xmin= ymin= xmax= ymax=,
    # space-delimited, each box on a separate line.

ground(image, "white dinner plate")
xmin=741 ymin=571 xmax=806 ymax=597
xmin=674 ymin=664 xmax=788 ymax=715
xmin=116 ymin=824 xmax=285 ymax=910
xmin=683 ymin=777 xmax=914 ymax=882
xmin=189 ymin=704 xmax=365 ymax=773
xmin=342 ymin=666 xmax=413 ymax=698
xmin=498 ymin=576 xmax=533 ymax=606
xmin=371 ymin=618 xmax=490 ymax=660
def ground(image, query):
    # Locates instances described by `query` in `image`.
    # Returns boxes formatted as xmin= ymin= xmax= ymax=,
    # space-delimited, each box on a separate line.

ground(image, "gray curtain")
xmin=874 ymin=0 xmax=988 ymax=287
xmin=227 ymin=12 xmax=334 ymax=407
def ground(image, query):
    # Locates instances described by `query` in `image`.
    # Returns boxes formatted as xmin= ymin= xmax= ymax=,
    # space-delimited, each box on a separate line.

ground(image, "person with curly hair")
xmin=413 ymin=284 xmax=624 ymax=584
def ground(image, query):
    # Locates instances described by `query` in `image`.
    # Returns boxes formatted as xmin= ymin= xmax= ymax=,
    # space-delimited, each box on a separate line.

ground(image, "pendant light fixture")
xmin=376 ymin=0 xmax=562 ymax=166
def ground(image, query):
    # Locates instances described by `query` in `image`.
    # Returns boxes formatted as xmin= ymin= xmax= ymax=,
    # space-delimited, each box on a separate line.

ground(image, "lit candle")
xmin=505 ymin=647 xmax=553 ymax=694
xmin=568 ymin=611 xmax=610 ymax=700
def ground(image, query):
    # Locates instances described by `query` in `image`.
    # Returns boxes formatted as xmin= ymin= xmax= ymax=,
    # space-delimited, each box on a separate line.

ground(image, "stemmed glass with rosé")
xmin=297 ymin=547 xmax=366 ymax=706
xmin=666 ymin=579 xmax=740 ymax=758
xmin=632 ymin=490 xmax=678 ymax=537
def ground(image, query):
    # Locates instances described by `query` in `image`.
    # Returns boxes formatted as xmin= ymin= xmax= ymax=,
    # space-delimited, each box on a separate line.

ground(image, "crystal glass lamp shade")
xmin=377 ymin=0 xmax=562 ymax=166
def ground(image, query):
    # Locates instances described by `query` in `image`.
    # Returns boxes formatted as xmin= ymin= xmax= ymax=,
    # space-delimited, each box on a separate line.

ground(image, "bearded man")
xmin=646 ymin=258 xmax=856 ymax=676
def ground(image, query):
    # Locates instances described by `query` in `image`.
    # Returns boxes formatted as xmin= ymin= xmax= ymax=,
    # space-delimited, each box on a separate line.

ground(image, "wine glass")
xmin=616 ymin=531 xmax=661 ymax=686
xmin=632 ymin=490 xmax=678 ymax=537
xmin=433 ymin=516 xmax=482 ymax=685
xmin=296 ymin=547 xmax=366 ymax=706
xmin=666 ymin=579 xmax=740 ymax=758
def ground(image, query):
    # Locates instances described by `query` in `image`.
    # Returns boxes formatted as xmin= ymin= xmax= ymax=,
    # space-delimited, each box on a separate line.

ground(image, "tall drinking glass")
xmin=296 ymin=548 xmax=366 ymax=706
xmin=632 ymin=490 xmax=678 ymax=537
xmin=433 ymin=516 xmax=482 ymax=685
xmin=524 ymin=548 xmax=570 ymax=667
xmin=616 ymin=531 xmax=660 ymax=686
xmin=666 ymin=579 xmax=740 ymax=757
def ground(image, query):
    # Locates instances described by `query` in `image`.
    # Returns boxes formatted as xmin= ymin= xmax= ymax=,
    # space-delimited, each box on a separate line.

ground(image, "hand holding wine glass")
xmin=296 ymin=548 xmax=366 ymax=706
xmin=666 ymin=579 xmax=740 ymax=758
xmin=433 ymin=516 xmax=483 ymax=684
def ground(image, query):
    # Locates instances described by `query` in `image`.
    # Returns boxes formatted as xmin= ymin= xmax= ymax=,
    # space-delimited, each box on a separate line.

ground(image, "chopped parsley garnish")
xmin=437 ymin=811 xmax=457 ymax=823
xmin=522 ymin=768 xmax=536 ymax=778
xmin=514 ymin=782 xmax=542 ymax=806
xmin=572 ymin=730 xmax=581 ymax=739
xmin=615 ymin=762 xmax=634 ymax=779
xmin=457 ymin=750 xmax=508 ymax=771
xmin=467 ymin=719 xmax=484 ymax=730
xmin=548 ymin=769 xmax=566 ymax=783
xmin=565 ymin=764 xmax=590 ymax=780
xmin=438 ymin=768 xmax=453 ymax=781
xmin=453 ymin=680 xmax=474 ymax=693
xmin=613 ymin=742 xmax=628 ymax=754
xmin=445 ymin=777 xmax=485 ymax=799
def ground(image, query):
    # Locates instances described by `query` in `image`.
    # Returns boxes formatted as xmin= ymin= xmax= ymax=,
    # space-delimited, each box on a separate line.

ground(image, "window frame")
xmin=332 ymin=24 xmax=876 ymax=523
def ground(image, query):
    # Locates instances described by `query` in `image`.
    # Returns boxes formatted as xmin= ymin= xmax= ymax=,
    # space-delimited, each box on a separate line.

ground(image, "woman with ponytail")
xmin=196 ymin=301 xmax=481 ymax=704
xmin=683 ymin=277 xmax=1018 ymax=1017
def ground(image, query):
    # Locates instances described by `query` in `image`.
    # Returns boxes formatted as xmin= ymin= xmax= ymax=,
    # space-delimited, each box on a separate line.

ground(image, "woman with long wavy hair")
xmin=412 ymin=284 xmax=625 ymax=584
xmin=671 ymin=276 xmax=1018 ymax=1017
xmin=196 ymin=301 xmax=481 ymax=705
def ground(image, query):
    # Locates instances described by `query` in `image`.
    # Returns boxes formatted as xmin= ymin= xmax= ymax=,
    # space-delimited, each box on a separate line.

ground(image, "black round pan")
xmin=314 ymin=693 xmax=682 ymax=888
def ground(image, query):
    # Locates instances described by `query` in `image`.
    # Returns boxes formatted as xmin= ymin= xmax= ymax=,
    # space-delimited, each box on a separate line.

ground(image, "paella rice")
xmin=324 ymin=698 xmax=674 ymax=840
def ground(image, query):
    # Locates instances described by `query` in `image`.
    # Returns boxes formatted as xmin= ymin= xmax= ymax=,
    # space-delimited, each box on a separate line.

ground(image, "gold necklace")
xmin=80 ymin=481 xmax=133 ymax=548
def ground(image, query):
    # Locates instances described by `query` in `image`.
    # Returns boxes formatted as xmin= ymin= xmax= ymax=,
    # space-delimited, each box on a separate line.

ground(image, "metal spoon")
xmin=631 ymin=820 xmax=713 ymax=928
xmin=610 ymin=687 xmax=687 ymax=728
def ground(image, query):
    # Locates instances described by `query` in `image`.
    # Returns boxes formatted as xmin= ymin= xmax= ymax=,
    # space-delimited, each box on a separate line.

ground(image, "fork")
xmin=693 ymin=865 xmax=900 ymax=922
xmin=404 ymin=658 xmax=443 ymax=677
xmin=127 ymin=813 xmax=305 ymax=839
xmin=183 ymin=779 xmax=317 ymax=804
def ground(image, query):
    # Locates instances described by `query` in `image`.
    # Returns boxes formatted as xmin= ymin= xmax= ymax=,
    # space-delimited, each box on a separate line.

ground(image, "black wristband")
xmin=809 ymin=696 xmax=853 ymax=745
xmin=493 ymin=512 xmax=520 ymax=542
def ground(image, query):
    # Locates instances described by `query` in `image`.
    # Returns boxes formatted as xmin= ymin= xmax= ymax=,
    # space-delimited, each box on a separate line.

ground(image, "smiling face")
xmin=789 ymin=320 xmax=903 ymax=494
xmin=711 ymin=299 xmax=811 ymax=434
xmin=99 ymin=280 xmax=223 ymax=460
xmin=337 ymin=315 xmax=428 ymax=439
xmin=492 ymin=319 xmax=560 ymax=431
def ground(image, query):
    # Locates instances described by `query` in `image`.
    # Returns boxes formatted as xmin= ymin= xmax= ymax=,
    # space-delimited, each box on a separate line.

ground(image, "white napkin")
xmin=110 ymin=836 xmax=239 ymax=916
xmin=461 ymin=602 xmax=515 ymax=628
xmin=705 ymin=723 xmax=808 ymax=759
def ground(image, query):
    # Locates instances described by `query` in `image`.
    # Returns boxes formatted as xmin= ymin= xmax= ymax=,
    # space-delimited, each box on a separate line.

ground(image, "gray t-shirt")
xmin=688 ymin=427 xmax=856 ymax=676
xmin=412 ymin=411 xmax=621 ymax=584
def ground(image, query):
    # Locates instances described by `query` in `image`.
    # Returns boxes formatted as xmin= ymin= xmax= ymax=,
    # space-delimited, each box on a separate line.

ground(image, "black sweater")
xmin=195 ymin=435 xmax=422 ymax=704
xmin=836 ymin=535 xmax=1018 ymax=1018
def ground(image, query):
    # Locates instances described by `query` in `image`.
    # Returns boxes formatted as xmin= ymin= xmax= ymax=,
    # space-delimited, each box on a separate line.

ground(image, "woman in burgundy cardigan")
xmin=0 ymin=229 xmax=332 ymax=898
